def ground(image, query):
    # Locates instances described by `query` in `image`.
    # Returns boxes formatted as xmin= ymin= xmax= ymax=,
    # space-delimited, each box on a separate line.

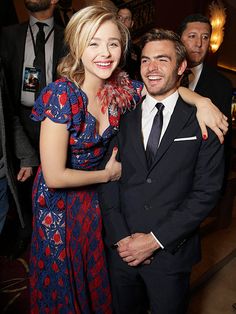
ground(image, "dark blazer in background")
xmin=0 ymin=58 xmax=38 ymax=228
xmin=195 ymin=64 xmax=233 ymax=173
xmin=195 ymin=63 xmax=232 ymax=122
xmin=0 ymin=22 xmax=66 ymax=239
xmin=0 ymin=22 xmax=66 ymax=115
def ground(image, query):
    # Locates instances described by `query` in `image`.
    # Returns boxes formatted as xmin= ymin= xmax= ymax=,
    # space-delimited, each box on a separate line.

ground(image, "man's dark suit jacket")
xmin=194 ymin=63 xmax=232 ymax=122
xmin=0 ymin=21 xmax=66 ymax=114
xmin=99 ymin=96 xmax=224 ymax=269
xmin=195 ymin=64 xmax=233 ymax=186
xmin=0 ymin=58 xmax=38 ymax=228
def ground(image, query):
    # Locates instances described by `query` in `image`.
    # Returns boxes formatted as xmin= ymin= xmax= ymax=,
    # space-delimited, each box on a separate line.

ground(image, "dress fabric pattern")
xmin=29 ymin=78 xmax=143 ymax=314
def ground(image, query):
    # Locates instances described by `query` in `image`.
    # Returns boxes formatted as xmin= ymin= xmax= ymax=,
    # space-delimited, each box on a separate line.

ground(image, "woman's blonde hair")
xmin=57 ymin=5 xmax=130 ymax=87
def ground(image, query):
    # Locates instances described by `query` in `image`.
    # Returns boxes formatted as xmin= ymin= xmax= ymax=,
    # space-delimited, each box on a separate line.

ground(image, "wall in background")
xmin=152 ymin=0 xmax=236 ymax=87
xmin=217 ymin=0 xmax=236 ymax=86
xmin=3 ymin=0 xmax=235 ymax=86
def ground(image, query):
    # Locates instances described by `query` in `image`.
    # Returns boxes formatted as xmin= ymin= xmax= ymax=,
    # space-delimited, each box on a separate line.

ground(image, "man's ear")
xmin=177 ymin=59 xmax=187 ymax=76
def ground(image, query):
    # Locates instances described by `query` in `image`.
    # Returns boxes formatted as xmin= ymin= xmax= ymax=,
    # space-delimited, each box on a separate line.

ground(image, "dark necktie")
xmin=146 ymin=102 xmax=164 ymax=168
xmin=180 ymin=69 xmax=192 ymax=88
xmin=33 ymin=22 xmax=47 ymax=98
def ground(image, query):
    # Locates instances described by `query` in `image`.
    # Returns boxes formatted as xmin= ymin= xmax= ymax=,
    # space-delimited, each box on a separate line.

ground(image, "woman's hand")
xmin=105 ymin=147 xmax=122 ymax=181
xmin=195 ymin=97 xmax=228 ymax=144
xmin=178 ymin=87 xmax=228 ymax=143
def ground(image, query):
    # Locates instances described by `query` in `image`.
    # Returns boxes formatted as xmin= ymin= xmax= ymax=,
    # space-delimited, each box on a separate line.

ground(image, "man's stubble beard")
xmin=24 ymin=0 xmax=51 ymax=13
xmin=145 ymin=72 xmax=180 ymax=98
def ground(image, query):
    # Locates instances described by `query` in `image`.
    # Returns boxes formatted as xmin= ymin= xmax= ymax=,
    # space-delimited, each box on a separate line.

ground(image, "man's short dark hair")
xmin=178 ymin=14 xmax=212 ymax=36
xmin=140 ymin=28 xmax=187 ymax=68
xmin=117 ymin=6 xmax=133 ymax=19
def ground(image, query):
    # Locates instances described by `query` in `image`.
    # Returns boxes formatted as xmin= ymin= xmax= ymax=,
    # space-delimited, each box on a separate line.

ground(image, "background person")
xmin=0 ymin=0 xmax=67 ymax=258
xmin=0 ymin=57 xmax=38 ymax=236
xmin=53 ymin=0 xmax=76 ymax=27
xmin=179 ymin=13 xmax=233 ymax=226
xmin=117 ymin=6 xmax=141 ymax=80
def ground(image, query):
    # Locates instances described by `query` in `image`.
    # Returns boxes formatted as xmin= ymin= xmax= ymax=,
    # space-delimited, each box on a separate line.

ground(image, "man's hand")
xmin=117 ymin=235 xmax=132 ymax=247
xmin=117 ymin=233 xmax=160 ymax=266
xmin=17 ymin=167 xmax=33 ymax=182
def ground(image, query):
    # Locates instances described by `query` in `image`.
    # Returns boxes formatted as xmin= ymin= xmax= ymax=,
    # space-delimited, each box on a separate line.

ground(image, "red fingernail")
xmin=114 ymin=146 xmax=118 ymax=151
xmin=203 ymin=134 xmax=207 ymax=140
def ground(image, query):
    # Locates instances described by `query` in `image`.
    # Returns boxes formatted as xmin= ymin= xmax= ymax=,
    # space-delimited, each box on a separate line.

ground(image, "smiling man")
xmin=99 ymin=28 xmax=225 ymax=314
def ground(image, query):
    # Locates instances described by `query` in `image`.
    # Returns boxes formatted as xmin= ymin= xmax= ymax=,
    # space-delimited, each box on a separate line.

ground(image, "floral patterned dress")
xmin=29 ymin=77 xmax=143 ymax=314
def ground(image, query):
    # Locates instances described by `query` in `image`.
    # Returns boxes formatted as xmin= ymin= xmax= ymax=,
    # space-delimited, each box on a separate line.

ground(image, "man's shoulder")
xmin=1 ymin=22 xmax=28 ymax=45
xmin=53 ymin=23 xmax=65 ymax=33
xmin=202 ymin=63 xmax=232 ymax=87
xmin=178 ymin=95 xmax=197 ymax=113
xmin=1 ymin=22 xmax=28 ymax=33
xmin=175 ymin=96 xmax=199 ymax=128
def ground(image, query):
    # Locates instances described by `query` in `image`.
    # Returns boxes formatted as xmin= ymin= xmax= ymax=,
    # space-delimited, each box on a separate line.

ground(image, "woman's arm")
xmin=178 ymin=86 xmax=228 ymax=144
xmin=40 ymin=118 xmax=121 ymax=188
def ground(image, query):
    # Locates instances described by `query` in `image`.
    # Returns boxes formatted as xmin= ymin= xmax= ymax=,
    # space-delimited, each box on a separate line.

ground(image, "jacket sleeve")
xmin=0 ymin=59 xmax=39 ymax=168
xmin=153 ymin=129 xmax=224 ymax=251
xmin=11 ymin=114 xmax=39 ymax=168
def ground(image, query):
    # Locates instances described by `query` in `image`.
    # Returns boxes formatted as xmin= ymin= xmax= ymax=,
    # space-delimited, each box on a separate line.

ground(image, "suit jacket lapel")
xmin=17 ymin=23 xmax=28 ymax=62
xmin=148 ymin=97 xmax=194 ymax=171
xmin=194 ymin=64 xmax=207 ymax=93
xmin=128 ymin=99 xmax=148 ymax=169
xmin=53 ymin=24 xmax=65 ymax=80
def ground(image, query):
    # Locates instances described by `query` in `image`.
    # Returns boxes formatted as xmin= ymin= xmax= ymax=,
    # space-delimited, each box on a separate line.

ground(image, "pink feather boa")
xmin=97 ymin=70 xmax=137 ymax=114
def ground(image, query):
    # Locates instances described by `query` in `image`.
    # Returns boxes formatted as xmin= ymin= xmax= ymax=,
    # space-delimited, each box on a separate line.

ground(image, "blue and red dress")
xmin=30 ymin=77 xmax=143 ymax=313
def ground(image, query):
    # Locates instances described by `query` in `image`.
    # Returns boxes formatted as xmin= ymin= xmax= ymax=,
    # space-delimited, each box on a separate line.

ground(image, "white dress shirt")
xmin=189 ymin=63 xmax=203 ymax=91
xmin=142 ymin=91 xmax=179 ymax=148
xmin=141 ymin=90 xmax=179 ymax=249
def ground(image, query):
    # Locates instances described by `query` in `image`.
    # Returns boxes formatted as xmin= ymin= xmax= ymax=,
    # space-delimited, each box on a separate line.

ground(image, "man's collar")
xmin=29 ymin=16 xmax=54 ymax=28
xmin=189 ymin=63 xmax=203 ymax=76
xmin=143 ymin=91 xmax=179 ymax=114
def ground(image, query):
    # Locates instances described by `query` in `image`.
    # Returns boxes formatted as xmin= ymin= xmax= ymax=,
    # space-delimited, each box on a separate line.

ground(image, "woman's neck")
xmin=81 ymin=78 xmax=105 ymax=102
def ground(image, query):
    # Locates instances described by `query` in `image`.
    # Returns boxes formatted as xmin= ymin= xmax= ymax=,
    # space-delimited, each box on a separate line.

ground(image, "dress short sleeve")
xmin=31 ymin=79 xmax=83 ymax=130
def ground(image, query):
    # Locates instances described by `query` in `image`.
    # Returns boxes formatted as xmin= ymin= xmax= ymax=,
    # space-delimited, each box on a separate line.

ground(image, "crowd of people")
xmin=0 ymin=0 xmax=232 ymax=313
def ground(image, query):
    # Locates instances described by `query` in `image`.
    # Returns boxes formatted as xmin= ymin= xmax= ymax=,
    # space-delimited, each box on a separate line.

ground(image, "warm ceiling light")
xmin=209 ymin=0 xmax=226 ymax=53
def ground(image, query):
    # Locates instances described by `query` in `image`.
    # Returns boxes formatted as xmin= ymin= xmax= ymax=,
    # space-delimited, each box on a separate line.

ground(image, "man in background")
xmin=0 ymin=0 xmax=66 ymax=152
xmin=179 ymin=14 xmax=233 ymax=227
xmin=117 ymin=6 xmax=141 ymax=80
xmin=0 ymin=57 xmax=38 ymax=240
xmin=0 ymin=0 xmax=66 ymax=258
xmin=54 ymin=0 xmax=76 ymax=27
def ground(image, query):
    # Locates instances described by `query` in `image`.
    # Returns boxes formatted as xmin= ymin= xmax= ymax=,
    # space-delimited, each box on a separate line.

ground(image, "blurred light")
xmin=209 ymin=0 xmax=226 ymax=53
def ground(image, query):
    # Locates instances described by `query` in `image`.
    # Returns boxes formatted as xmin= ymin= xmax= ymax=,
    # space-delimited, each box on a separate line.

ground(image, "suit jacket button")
xmin=146 ymin=178 xmax=152 ymax=183
xmin=144 ymin=205 xmax=149 ymax=210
